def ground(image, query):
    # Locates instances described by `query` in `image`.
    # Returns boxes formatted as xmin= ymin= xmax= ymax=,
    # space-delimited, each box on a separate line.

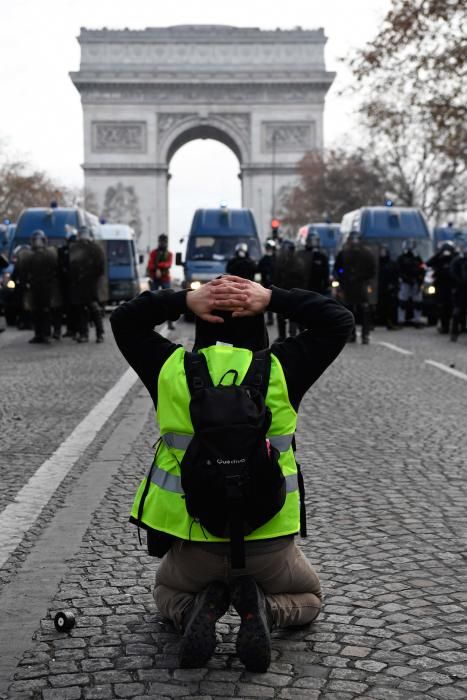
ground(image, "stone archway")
xmin=71 ymin=25 xmax=335 ymax=253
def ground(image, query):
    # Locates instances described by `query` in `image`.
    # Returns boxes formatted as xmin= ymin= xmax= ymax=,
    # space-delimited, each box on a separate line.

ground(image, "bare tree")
xmin=0 ymin=161 xmax=70 ymax=222
xmin=350 ymin=0 xmax=467 ymax=222
xmin=280 ymin=149 xmax=388 ymax=231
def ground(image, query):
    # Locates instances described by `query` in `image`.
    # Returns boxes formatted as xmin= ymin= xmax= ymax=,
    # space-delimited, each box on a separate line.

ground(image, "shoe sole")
xmin=231 ymin=577 xmax=271 ymax=673
xmin=179 ymin=582 xmax=229 ymax=668
xmin=179 ymin=608 xmax=218 ymax=668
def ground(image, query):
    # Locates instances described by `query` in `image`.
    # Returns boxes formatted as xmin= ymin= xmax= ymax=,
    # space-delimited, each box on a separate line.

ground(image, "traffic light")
xmin=271 ymin=218 xmax=280 ymax=238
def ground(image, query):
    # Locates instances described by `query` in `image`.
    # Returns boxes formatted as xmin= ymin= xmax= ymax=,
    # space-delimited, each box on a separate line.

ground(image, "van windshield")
xmin=107 ymin=240 xmax=132 ymax=266
xmin=187 ymin=236 xmax=261 ymax=261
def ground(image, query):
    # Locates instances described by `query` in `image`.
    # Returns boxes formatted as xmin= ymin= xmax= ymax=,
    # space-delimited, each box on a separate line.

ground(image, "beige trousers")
xmin=154 ymin=539 xmax=323 ymax=630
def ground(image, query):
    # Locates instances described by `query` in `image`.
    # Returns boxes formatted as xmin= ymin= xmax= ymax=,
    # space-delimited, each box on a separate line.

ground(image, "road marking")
xmin=0 ymin=389 xmax=152 ymax=693
xmin=425 ymin=359 xmax=467 ymax=382
xmin=0 ymin=366 xmax=139 ymax=569
xmin=376 ymin=341 xmax=414 ymax=356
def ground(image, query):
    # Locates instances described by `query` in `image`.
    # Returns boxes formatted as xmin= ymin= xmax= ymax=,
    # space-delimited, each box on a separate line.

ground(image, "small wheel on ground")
xmin=54 ymin=611 xmax=76 ymax=632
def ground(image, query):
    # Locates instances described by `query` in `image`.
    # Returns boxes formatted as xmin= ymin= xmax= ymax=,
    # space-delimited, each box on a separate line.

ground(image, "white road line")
xmin=375 ymin=341 xmax=414 ymax=356
xmin=425 ymin=359 xmax=467 ymax=382
xmin=0 ymin=366 xmax=139 ymax=568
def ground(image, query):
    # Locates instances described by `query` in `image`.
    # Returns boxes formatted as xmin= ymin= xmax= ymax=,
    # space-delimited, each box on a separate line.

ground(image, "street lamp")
xmin=271 ymin=130 xmax=278 ymax=218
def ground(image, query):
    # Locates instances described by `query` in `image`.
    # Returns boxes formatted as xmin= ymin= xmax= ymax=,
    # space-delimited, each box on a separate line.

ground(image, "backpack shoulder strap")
xmin=241 ymin=348 xmax=271 ymax=398
xmin=184 ymin=351 xmax=213 ymax=395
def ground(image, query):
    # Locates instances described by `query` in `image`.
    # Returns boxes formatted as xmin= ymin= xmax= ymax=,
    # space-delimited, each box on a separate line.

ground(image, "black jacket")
xmin=225 ymin=255 xmax=257 ymax=280
xmin=110 ymin=287 xmax=354 ymax=413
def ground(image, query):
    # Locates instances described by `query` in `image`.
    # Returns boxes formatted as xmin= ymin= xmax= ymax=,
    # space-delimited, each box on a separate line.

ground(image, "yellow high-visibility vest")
xmin=131 ymin=344 xmax=300 ymax=541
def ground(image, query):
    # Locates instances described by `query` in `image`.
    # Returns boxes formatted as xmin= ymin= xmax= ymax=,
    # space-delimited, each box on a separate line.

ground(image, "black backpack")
xmin=181 ymin=349 xmax=286 ymax=568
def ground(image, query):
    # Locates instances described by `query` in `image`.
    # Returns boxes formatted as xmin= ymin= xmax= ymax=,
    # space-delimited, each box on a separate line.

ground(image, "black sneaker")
xmin=179 ymin=581 xmax=230 ymax=668
xmin=230 ymin=575 xmax=272 ymax=673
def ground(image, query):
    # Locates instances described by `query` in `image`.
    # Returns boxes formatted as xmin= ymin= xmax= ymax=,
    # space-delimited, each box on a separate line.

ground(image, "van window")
xmin=107 ymin=240 xmax=132 ymax=265
xmin=188 ymin=235 xmax=261 ymax=261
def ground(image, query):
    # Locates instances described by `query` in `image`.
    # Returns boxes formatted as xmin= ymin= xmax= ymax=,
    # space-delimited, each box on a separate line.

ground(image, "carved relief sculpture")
xmin=263 ymin=122 xmax=315 ymax=152
xmin=92 ymin=122 xmax=147 ymax=152
xmin=102 ymin=183 xmax=142 ymax=239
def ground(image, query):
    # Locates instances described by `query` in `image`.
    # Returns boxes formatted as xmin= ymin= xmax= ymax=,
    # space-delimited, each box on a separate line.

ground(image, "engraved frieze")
xmin=262 ymin=122 xmax=315 ymax=152
xmin=92 ymin=121 xmax=147 ymax=152
xmin=157 ymin=113 xmax=198 ymax=138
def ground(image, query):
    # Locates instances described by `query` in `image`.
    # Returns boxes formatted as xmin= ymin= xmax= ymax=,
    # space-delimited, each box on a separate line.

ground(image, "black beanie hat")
xmin=193 ymin=310 xmax=269 ymax=352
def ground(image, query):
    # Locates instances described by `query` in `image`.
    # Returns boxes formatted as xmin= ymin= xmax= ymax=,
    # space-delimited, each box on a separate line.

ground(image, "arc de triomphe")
xmin=71 ymin=25 xmax=335 ymax=253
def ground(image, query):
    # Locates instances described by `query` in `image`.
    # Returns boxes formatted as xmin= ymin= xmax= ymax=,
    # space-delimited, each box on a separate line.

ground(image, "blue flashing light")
xmin=3 ymin=218 xmax=10 ymax=225
xmin=99 ymin=217 xmax=107 ymax=224
xmin=385 ymin=199 xmax=394 ymax=207
xmin=338 ymin=267 xmax=344 ymax=274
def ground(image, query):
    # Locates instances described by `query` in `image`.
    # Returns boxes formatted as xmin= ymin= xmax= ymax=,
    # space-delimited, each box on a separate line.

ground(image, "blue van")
xmin=433 ymin=226 xmax=467 ymax=250
xmin=0 ymin=224 xmax=17 ymax=325
xmin=14 ymin=206 xmax=100 ymax=249
xmin=176 ymin=207 xmax=262 ymax=290
xmin=96 ymin=223 xmax=141 ymax=303
xmin=340 ymin=206 xmax=432 ymax=259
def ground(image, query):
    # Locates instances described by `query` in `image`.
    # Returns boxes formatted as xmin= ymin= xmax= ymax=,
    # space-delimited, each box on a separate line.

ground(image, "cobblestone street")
xmin=1 ymin=318 xmax=467 ymax=700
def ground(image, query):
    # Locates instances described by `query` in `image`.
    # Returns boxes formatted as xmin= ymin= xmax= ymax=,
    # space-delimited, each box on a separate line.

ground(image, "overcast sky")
xmin=0 ymin=0 xmax=390 ymax=238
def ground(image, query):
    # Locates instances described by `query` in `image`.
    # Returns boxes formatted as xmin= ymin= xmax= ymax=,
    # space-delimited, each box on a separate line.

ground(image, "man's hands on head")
xmin=186 ymin=276 xmax=272 ymax=323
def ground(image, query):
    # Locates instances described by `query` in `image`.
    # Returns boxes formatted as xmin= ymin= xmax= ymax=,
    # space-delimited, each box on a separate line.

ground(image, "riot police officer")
xmin=426 ymin=241 xmax=457 ymax=334
xmin=20 ymin=230 xmax=60 ymax=344
xmin=449 ymin=244 xmax=467 ymax=342
xmin=396 ymin=239 xmax=425 ymax=328
xmin=58 ymin=228 xmax=78 ymax=337
xmin=69 ymin=226 xmax=105 ymax=343
xmin=226 ymin=243 xmax=257 ymax=280
xmin=272 ymin=239 xmax=307 ymax=340
xmin=377 ymin=244 xmax=399 ymax=329
xmin=334 ymin=231 xmax=376 ymax=344
xmin=257 ymin=239 xmax=277 ymax=325
xmin=301 ymin=232 xmax=330 ymax=294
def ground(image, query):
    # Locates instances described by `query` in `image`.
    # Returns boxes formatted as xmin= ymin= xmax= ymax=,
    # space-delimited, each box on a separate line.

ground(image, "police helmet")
xmin=306 ymin=231 xmax=320 ymax=249
xmin=437 ymin=240 xmax=455 ymax=254
xmin=265 ymin=238 xmax=277 ymax=251
xmin=348 ymin=230 xmax=361 ymax=243
xmin=235 ymin=242 xmax=248 ymax=257
xmin=280 ymin=238 xmax=296 ymax=253
xmin=66 ymin=226 xmax=78 ymax=242
xmin=402 ymin=238 xmax=417 ymax=252
xmin=30 ymin=229 xmax=47 ymax=248
xmin=78 ymin=225 xmax=92 ymax=240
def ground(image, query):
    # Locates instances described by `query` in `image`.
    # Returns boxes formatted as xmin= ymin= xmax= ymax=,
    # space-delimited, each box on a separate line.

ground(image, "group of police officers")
xmin=7 ymin=224 xmax=467 ymax=347
xmin=11 ymin=226 xmax=105 ymax=344
xmin=226 ymin=229 xmax=467 ymax=345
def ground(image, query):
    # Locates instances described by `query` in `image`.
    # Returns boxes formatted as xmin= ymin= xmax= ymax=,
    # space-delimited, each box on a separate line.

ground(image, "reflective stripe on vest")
xmin=150 ymin=464 xmax=298 ymax=494
xmin=161 ymin=431 xmax=294 ymax=452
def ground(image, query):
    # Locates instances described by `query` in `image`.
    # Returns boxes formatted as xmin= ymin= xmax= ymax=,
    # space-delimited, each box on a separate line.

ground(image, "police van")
xmin=338 ymin=205 xmax=433 ymax=314
xmin=14 ymin=206 xmax=100 ymax=248
xmin=340 ymin=206 xmax=432 ymax=259
xmin=95 ymin=223 xmax=141 ymax=303
xmin=176 ymin=206 xmax=262 ymax=290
